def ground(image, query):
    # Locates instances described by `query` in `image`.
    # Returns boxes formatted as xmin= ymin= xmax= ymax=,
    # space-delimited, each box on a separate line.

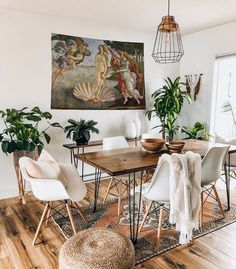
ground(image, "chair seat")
xmin=59 ymin=228 xmax=135 ymax=269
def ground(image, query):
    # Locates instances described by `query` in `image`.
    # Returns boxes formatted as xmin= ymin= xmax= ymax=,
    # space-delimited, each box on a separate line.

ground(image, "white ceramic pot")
xmin=125 ymin=121 xmax=137 ymax=139
xmin=133 ymin=112 xmax=141 ymax=138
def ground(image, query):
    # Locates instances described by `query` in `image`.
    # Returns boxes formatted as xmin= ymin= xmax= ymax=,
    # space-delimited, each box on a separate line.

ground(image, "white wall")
xmin=179 ymin=21 xmax=236 ymax=130
xmin=0 ymin=9 xmax=179 ymax=199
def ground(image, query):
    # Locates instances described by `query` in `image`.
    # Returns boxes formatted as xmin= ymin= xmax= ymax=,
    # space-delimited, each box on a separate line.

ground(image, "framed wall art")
xmin=51 ymin=33 xmax=145 ymax=110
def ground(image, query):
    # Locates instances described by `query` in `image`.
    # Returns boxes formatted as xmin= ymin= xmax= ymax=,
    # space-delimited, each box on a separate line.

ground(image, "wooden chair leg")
xmin=212 ymin=185 xmax=225 ymax=218
xmin=65 ymin=201 xmax=76 ymax=235
xmin=138 ymin=201 xmax=153 ymax=233
xmin=200 ymin=191 xmax=204 ymax=228
xmin=234 ymin=171 xmax=236 ymax=178
xmin=45 ymin=202 xmax=52 ymax=225
xmin=103 ymin=177 xmax=114 ymax=205
xmin=157 ymin=205 xmax=164 ymax=250
xmin=73 ymin=202 xmax=87 ymax=223
xmin=32 ymin=202 xmax=49 ymax=246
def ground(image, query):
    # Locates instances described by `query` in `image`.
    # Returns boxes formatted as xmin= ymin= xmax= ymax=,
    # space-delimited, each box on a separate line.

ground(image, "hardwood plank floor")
xmin=0 ymin=179 xmax=236 ymax=269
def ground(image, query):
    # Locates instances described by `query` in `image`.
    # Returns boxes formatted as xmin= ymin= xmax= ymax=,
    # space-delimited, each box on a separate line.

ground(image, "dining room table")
xmin=76 ymin=139 xmax=236 ymax=244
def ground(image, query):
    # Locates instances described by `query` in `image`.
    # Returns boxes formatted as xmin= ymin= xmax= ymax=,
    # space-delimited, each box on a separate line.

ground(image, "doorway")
xmin=211 ymin=55 xmax=236 ymax=143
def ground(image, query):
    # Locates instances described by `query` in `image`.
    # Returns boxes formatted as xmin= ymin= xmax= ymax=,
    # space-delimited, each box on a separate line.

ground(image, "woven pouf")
xmin=59 ymin=228 xmax=135 ymax=269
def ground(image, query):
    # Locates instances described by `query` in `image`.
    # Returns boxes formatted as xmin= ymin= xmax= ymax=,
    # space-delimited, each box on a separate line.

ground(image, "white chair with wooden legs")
xmin=200 ymin=146 xmax=230 ymax=227
xmin=19 ymin=157 xmax=87 ymax=246
xmin=135 ymin=159 xmax=170 ymax=247
xmin=103 ymin=136 xmax=129 ymax=216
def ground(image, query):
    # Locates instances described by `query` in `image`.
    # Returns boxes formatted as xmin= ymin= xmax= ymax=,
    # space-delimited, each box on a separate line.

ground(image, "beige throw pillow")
xmin=26 ymin=158 xmax=68 ymax=188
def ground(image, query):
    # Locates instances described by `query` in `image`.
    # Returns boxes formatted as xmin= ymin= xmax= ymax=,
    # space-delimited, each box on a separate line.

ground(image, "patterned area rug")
xmin=52 ymin=200 xmax=236 ymax=265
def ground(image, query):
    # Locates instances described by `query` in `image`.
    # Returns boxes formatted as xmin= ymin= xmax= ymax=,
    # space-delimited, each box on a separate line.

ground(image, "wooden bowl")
xmin=166 ymin=141 xmax=185 ymax=153
xmin=141 ymin=138 xmax=165 ymax=152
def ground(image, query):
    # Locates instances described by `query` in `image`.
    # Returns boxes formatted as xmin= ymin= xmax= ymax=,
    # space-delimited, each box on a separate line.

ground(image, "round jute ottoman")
xmin=59 ymin=228 xmax=135 ymax=269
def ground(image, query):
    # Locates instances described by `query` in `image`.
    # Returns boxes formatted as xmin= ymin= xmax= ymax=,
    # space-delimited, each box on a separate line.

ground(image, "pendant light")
xmin=152 ymin=0 xmax=184 ymax=63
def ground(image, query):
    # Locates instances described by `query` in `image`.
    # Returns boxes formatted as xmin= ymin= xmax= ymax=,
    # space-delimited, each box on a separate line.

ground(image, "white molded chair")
xmin=200 ymin=146 xmax=230 ymax=226
xmin=19 ymin=157 xmax=87 ymax=245
xmin=136 ymin=159 xmax=170 ymax=246
xmin=103 ymin=136 xmax=129 ymax=215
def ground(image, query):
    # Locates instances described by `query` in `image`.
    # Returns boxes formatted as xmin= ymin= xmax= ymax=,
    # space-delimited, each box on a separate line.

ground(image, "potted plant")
xmin=146 ymin=77 xmax=191 ymax=141
xmin=181 ymin=122 xmax=211 ymax=141
xmin=166 ymin=114 xmax=180 ymax=142
xmin=0 ymin=107 xmax=62 ymax=156
xmin=0 ymin=106 xmax=62 ymax=202
xmin=64 ymin=119 xmax=99 ymax=145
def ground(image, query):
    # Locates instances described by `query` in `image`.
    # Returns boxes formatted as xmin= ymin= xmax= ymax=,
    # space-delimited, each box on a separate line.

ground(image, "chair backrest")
xmin=19 ymin=156 xmax=33 ymax=182
xmin=201 ymin=146 xmax=230 ymax=186
xmin=103 ymin=136 xmax=129 ymax=150
xmin=18 ymin=156 xmax=68 ymax=201
xmin=144 ymin=159 xmax=170 ymax=202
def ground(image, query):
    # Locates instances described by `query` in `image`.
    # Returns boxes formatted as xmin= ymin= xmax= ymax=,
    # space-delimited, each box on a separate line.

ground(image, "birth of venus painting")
xmin=51 ymin=33 xmax=145 ymax=110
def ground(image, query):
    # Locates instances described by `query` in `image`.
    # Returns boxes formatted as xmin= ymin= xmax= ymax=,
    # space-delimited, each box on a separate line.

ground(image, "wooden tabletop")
xmin=77 ymin=147 xmax=162 ymax=176
xmin=76 ymin=139 xmax=236 ymax=176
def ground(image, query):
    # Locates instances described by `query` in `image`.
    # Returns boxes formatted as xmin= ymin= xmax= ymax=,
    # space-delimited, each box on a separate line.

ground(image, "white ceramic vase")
xmin=133 ymin=112 xmax=141 ymax=138
xmin=125 ymin=121 xmax=137 ymax=139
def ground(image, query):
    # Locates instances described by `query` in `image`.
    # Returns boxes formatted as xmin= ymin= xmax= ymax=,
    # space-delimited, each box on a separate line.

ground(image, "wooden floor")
xmin=0 ymin=179 xmax=236 ymax=269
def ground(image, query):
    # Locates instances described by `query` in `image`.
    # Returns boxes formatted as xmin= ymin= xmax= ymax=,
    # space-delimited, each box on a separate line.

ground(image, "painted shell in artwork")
xmin=73 ymin=82 xmax=116 ymax=104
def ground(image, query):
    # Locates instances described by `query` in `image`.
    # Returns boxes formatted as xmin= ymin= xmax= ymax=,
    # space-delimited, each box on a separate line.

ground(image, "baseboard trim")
xmin=0 ymin=187 xmax=19 ymax=200
xmin=0 ymin=183 xmax=31 ymax=200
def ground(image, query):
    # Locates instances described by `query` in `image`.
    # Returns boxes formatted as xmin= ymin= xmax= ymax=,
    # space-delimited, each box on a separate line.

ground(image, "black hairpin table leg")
xmin=224 ymin=162 xmax=230 ymax=211
xmin=93 ymin=168 xmax=102 ymax=213
xmin=128 ymin=171 xmax=143 ymax=244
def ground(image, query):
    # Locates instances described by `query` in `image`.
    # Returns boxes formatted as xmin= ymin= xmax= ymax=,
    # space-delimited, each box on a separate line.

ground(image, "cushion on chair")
xmin=59 ymin=228 xmax=135 ymax=269
xmin=26 ymin=158 xmax=68 ymax=188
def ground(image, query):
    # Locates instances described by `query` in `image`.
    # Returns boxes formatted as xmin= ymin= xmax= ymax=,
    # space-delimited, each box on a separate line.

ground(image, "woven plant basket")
xmin=13 ymin=149 xmax=39 ymax=167
xmin=13 ymin=148 xmax=39 ymax=204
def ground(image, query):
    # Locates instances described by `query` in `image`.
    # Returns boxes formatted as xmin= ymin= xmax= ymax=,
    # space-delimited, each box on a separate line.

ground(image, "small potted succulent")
xmin=64 ymin=119 xmax=99 ymax=145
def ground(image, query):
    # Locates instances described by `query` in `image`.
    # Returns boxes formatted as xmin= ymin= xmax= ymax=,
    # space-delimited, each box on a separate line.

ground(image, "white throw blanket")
xmin=160 ymin=151 xmax=201 ymax=244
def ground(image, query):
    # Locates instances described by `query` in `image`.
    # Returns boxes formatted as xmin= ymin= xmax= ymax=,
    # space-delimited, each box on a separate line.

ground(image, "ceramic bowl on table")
xmin=166 ymin=141 xmax=185 ymax=153
xmin=140 ymin=138 xmax=165 ymax=152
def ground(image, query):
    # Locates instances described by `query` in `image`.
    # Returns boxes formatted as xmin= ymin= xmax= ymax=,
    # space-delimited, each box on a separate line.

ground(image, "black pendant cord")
xmin=168 ymin=0 xmax=170 ymax=16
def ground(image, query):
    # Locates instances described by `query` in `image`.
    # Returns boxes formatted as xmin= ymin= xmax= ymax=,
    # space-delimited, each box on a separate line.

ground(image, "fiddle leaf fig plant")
xmin=146 ymin=77 xmax=191 ymax=141
xmin=64 ymin=119 xmax=99 ymax=145
xmin=0 ymin=107 xmax=62 ymax=154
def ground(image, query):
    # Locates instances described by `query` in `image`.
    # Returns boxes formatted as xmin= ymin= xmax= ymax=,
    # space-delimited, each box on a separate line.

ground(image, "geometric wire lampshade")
xmin=152 ymin=1 xmax=184 ymax=63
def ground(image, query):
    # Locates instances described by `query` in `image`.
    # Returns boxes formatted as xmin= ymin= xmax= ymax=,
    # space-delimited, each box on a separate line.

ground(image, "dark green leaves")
xmin=146 ymin=76 xmax=191 ymax=140
xmin=181 ymin=122 xmax=210 ymax=140
xmin=50 ymin=122 xmax=62 ymax=128
xmin=64 ymin=118 xmax=99 ymax=142
xmin=42 ymin=131 xmax=51 ymax=144
xmin=0 ymin=107 xmax=62 ymax=154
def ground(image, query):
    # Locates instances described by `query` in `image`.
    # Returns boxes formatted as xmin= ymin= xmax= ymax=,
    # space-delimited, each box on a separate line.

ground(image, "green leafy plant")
xmin=0 ymin=107 xmax=62 ymax=154
xmin=64 ymin=119 xmax=99 ymax=145
xmin=166 ymin=115 xmax=180 ymax=142
xmin=146 ymin=77 xmax=191 ymax=141
xmin=181 ymin=121 xmax=211 ymax=140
